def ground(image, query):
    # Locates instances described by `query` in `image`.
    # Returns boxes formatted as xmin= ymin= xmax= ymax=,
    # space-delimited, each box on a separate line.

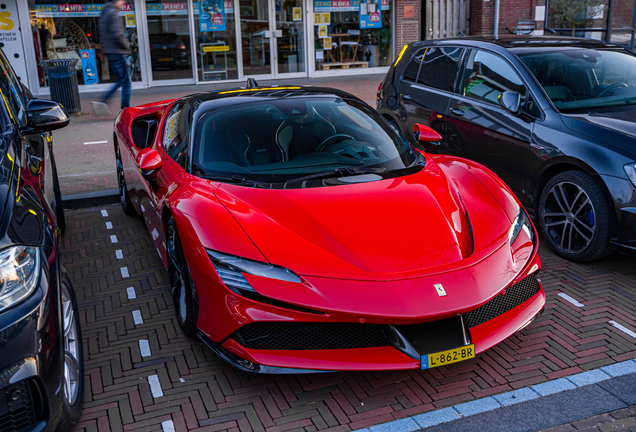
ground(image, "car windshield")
xmin=191 ymin=96 xmax=418 ymax=187
xmin=518 ymin=48 xmax=636 ymax=112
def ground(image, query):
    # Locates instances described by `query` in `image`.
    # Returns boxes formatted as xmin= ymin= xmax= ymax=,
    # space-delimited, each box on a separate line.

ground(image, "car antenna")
xmin=246 ymin=77 xmax=259 ymax=89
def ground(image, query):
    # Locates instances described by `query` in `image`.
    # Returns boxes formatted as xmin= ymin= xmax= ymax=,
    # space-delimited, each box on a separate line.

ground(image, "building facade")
xmin=3 ymin=0 xmax=431 ymax=96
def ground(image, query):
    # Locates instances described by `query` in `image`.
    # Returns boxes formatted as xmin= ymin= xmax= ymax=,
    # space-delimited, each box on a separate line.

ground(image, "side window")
xmin=0 ymin=52 xmax=25 ymax=125
xmin=417 ymin=47 xmax=465 ymax=92
xmin=403 ymin=50 xmax=425 ymax=82
xmin=162 ymin=102 xmax=190 ymax=168
xmin=460 ymin=50 xmax=526 ymax=106
xmin=525 ymin=93 xmax=542 ymax=117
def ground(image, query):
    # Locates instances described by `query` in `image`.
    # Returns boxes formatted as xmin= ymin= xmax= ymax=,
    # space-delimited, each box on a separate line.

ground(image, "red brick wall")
xmin=470 ymin=0 xmax=536 ymax=35
xmin=394 ymin=0 xmax=422 ymax=54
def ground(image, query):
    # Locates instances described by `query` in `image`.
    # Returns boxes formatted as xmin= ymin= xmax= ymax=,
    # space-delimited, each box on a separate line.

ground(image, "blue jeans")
xmin=102 ymin=55 xmax=131 ymax=109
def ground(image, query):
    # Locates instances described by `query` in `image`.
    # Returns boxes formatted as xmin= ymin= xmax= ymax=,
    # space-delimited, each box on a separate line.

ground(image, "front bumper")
xmin=600 ymin=174 xmax=636 ymax=250
xmin=0 ymin=262 xmax=62 ymax=431
xmin=184 ymin=239 xmax=546 ymax=373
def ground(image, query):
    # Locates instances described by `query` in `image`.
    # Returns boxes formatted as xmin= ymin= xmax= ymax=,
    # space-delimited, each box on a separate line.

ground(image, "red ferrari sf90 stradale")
xmin=114 ymin=83 xmax=545 ymax=373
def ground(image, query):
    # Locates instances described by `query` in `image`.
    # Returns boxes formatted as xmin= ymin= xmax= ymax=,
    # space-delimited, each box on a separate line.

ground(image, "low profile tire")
xmin=539 ymin=170 xmax=613 ymax=262
xmin=166 ymin=218 xmax=198 ymax=336
xmin=56 ymin=269 xmax=85 ymax=432
xmin=115 ymin=142 xmax=135 ymax=215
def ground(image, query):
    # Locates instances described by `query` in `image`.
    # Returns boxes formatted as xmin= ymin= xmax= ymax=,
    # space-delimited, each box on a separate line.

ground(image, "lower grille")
xmin=232 ymin=322 xmax=390 ymax=350
xmin=464 ymin=274 xmax=541 ymax=328
xmin=0 ymin=380 xmax=36 ymax=432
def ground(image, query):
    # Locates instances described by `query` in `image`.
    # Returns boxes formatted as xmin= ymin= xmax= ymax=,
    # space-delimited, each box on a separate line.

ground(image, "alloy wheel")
xmin=116 ymin=149 xmax=126 ymax=207
xmin=62 ymin=284 xmax=80 ymax=405
xmin=541 ymin=181 xmax=596 ymax=254
xmin=167 ymin=225 xmax=187 ymax=324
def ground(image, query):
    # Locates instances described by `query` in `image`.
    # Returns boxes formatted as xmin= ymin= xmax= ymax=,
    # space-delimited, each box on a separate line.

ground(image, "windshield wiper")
xmin=283 ymin=167 xmax=385 ymax=188
xmin=204 ymin=175 xmax=270 ymax=188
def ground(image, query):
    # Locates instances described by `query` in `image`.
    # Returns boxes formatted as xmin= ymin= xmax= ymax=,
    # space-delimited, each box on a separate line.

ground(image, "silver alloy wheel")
xmin=62 ymin=284 xmax=80 ymax=405
xmin=541 ymin=181 xmax=596 ymax=254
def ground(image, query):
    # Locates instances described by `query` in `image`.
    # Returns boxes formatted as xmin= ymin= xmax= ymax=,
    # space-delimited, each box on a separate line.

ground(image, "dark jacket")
xmin=99 ymin=2 xmax=131 ymax=55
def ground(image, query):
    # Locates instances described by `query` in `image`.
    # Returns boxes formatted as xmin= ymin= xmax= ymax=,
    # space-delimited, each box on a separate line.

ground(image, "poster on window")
xmin=293 ymin=7 xmax=302 ymax=20
xmin=314 ymin=0 xmax=389 ymax=12
xmin=79 ymin=49 xmax=99 ymax=85
xmin=359 ymin=0 xmax=381 ymax=28
xmin=199 ymin=0 xmax=226 ymax=32
xmin=314 ymin=12 xmax=321 ymax=24
xmin=318 ymin=26 xmax=327 ymax=38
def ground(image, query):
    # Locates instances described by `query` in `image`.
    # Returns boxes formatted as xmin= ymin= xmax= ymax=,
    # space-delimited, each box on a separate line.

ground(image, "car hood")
xmin=214 ymin=158 xmax=521 ymax=281
xmin=561 ymin=110 xmax=636 ymax=156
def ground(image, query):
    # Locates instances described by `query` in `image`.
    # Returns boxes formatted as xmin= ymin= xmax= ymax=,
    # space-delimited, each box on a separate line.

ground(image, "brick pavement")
xmin=60 ymin=172 xmax=117 ymax=196
xmin=63 ymin=204 xmax=636 ymax=432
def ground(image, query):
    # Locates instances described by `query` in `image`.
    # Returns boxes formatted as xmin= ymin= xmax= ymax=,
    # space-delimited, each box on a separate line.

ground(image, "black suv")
xmin=378 ymin=36 xmax=636 ymax=262
xmin=0 ymin=49 xmax=83 ymax=431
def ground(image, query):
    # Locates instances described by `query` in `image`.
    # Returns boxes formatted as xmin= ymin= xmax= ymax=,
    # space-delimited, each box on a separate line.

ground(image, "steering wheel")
xmin=316 ymin=134 xmax=355 ymax=152
xmin=596 ymin=83 xmax=628 ymax=98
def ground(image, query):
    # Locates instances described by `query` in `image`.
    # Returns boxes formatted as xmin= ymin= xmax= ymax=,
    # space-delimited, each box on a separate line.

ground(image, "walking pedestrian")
xmin=93 ymin=0 xmax=131 ymax=115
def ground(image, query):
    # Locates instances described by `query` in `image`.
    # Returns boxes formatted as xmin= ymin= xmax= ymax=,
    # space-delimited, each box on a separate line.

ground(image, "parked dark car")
xmin=378 ymin=36 xmax=636 ymax=262
xmin=149 ymin=33 xmax=190 ymax=70
xmin=0 ymin=49 xmax=83 ymax=431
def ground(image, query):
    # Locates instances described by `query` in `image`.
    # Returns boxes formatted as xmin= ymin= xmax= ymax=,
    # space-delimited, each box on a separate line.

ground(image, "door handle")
xmin=402 ymin=94 xmax=412 ymax=100
xmin=450 ymin=107 xmax=465 ymax=117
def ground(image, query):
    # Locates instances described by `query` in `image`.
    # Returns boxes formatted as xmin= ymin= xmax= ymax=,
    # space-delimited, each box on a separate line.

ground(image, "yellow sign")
xmin=203 ymin=45 xmax=230 ymax=52
xmin=0 ymin=12 xmax=14 ymax=31
xmin=314 ymin=13 xmax=321 ymax=25
xmin=318 ymin=26 xmax=327 ymax=38
xmin=321 ymin=12 xmax=330 ymax=25
xmin=125 ymin=13 xmax=136 ymax=28
xmin=293 ymin=7 xmax=302 ymax=21
xmin=323 ymin=37 xmax=332 ymax=50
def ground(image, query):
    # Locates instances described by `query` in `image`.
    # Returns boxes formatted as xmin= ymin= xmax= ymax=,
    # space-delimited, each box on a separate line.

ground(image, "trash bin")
xmin=41 ymin=59 xmax=81 ymax=114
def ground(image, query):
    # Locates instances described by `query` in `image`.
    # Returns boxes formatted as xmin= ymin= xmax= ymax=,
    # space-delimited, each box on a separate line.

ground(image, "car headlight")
xmin=0 ymin=246 xmax=40 ymax=313
xmin=508 ymin=208 xmax=534 ymax=246
xmin=623 ymin=163 xmax=636 ymax=187
xmin=207 ymin=250 xmax=300 ymax=295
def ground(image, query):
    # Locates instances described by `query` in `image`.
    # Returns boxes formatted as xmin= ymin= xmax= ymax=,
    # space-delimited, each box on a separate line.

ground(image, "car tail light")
xmin=377 ymin=82 xmax=383 ymax=100
xmin=177 ymin=44 xmax=186 ymax=50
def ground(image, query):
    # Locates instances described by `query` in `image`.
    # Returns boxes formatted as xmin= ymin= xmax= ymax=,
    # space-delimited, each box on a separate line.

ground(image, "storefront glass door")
xmin=239 ymin=0 xmax=306 ymax=79
xmin=144 ymin=0 xmax=195 ymax=83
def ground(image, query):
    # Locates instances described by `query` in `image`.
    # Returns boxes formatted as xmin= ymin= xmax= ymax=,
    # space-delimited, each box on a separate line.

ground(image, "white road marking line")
xmin=121 ymin=267 xmax=129 ymax=278
xmin=139 ymin=339 xmax=151 ymax=357
xmin=132 ymin=310 xmax=143 ymax=325
xmin=59 ymin=170 xmax=116 ymax=178
xmin=84 ymin=140 xmax=108 ymax=145
xmin=148 ymin=375 xmax=163 ymax=398
xmin=557 ymin=293 xmax=584 ymax=308
xmin=110 ymin=235 xmax=118 ymax=243
xmin=106 ymin=222 xmax=113 ymax=229
xmin=126 ymin=287 xmax=136 ymax=300
xmin=101 ymin=210 xmax=108 ymax=217
xmin=161 ymin=420 xmax=175 ymax=432
xmin=116 ymin=250 xmax=123 ymax=259
xmin=609 ymin=320 xmax=636 ymax=338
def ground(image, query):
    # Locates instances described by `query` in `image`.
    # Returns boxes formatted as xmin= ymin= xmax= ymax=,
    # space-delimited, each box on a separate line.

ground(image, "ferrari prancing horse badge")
xmin=434 ymin=284 xmax=447 ymax=297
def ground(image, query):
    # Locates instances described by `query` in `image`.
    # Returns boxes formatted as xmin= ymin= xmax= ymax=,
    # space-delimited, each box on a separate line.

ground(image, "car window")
xmin=403 ymin=49 xmax=425 ymax=82
xmin=0 ymin=51 xmax=26 ymax=125
xmin=162 ymin=102 xmax=190 ymax=168
xmin=417 ymin=47 xmax=465 ymax=92
xmin=460 ymin=50 xmax=526 ymax=106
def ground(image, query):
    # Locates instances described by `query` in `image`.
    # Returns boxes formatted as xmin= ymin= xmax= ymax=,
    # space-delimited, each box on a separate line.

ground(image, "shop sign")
xmin=313 ymin=0 xmax=389 ymax=12
xmin=199 ymin=0 xmax=226 ymax=32
xmin=359 ymin=0 xmax=381 ymax=28
xmin=35 ymin=2 xmax=234 ymax=18
xmin=79 ymin=49 xmax=99 ymax=85
xmin=203 ymin=45 xmax=230 ymax=52
xmin=0 ymin=0 xmax=27 ymax=83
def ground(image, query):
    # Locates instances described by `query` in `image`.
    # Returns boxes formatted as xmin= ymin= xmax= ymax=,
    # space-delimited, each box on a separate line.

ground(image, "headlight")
xmin=508 ymin=208 xmax=534 ymax=246
xmin=207 ymin=250 xmax=300 ymax=295
xmin=623 ymin=163 xmax=636 ymax=187
xmin=0 ymin=246 xmax=40 ymax=313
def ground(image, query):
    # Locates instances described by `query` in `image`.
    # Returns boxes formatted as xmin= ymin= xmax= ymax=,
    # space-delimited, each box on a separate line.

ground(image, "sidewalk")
xmin=68 ymin=74 xmax=385 ymax=124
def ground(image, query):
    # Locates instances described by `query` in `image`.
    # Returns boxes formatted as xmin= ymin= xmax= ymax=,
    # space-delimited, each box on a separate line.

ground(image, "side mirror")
xmin=22 ymin=99 xmax=69 ymax=134
xmin=414 ymin=124 xmax=442 ymax=153
xmin=498 ymin=91 xmax=521 ymax=115
xmin=136 ymin=148 xmax=163 ymax=183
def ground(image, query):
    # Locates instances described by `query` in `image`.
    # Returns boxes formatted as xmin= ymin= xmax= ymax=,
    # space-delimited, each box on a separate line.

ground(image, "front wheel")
xmin=55 ymin=269 xmax=85 ymax=431
xmin=166 ymin=218 xmax=198 ymax=336
xmin=539 ymin=170 xmax=613 ymax=262
xmin=115 ymin=143 xmax=135 ymax=215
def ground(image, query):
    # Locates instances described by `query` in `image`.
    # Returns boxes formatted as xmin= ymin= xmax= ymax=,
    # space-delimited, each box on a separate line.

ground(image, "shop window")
xmin=417 ymin=47 xmax=464 ymax=92
xmin=313 ymin=0 xmax=392 ymax=70
xmin=194 ymin=0 xmax=239 ymax=81
xmin=28 ymin=0 xmax=142 ymax=88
